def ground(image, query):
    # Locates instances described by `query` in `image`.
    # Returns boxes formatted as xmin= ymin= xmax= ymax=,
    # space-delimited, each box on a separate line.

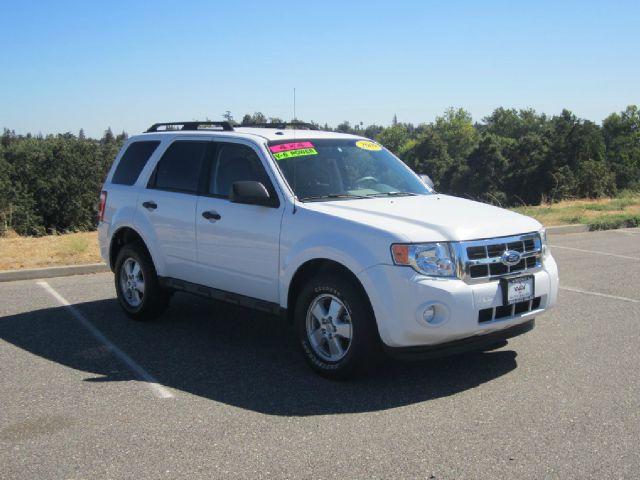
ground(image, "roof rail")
xmin=240 ymin=122 xmax=320 ymax=131
xmin=146 ymin=121 xmax=234 ymax=133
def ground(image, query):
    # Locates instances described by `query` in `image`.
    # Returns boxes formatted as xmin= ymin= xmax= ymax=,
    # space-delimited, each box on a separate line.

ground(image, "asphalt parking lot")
xmin=1 ymin=229 xmax=639 ymax=479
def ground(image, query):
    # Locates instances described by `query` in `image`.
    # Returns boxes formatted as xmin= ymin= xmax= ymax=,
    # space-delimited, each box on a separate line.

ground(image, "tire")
xmin=114 ymin=242 xmax=170 ymax=321
xmin=294 ymin=272 xmax=380 ymax=379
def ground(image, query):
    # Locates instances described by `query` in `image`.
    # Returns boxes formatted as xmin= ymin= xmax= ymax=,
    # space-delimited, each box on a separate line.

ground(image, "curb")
xmin=0 ymin=263 xmax=110 ymax=283
xmin=546 ymin=224 xmax=590 ymax=235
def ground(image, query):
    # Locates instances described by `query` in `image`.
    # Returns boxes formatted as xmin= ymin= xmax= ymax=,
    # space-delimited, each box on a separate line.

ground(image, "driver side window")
xmin=209 ymin=143 xmax=272 ymax=198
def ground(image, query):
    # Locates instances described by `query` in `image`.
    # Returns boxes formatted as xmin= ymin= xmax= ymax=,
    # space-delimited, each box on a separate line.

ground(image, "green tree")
xmin=101 ymin=127 xmax=115 ymax=144
xmin=1 ymin=129 xmax=17 ymax=148
xmin=375 ymin=124 xmax=410 ymax=155
xmin=503 ymin=132 xmax=550 ymax=205
xmin=459 ymin=133 xmax=509 ymax=205
xmin=336 ymin=121 xmax=353 ymax=133
xmin=602 ymin=105 xmax=640 ymax=189
xmin=0 ymin=149 xmax=12 ymax=235
xmin=402 ymin=128 xmax=452 ymax=189
xmin=433 ymin=108 xmax=479 ymax=161
xmin=483 ymin=108 xmax=547 ymax=138
xmin=576 ymin=160 xmax=617 ymax=198
xmin=546 ymin=166 xmax=577 ymax=203
xmin=363 ymin=124 xmax=384 ymax=140
xmin=1 ymin=130 xmax=123 ymax=235
xmin=252 ymin=112 xmax=267 ymax=124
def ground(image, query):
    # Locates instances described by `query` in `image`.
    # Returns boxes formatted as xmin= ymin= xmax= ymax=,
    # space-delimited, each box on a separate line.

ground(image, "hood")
xmin=302 ymin=194 xmax=541 ymax=242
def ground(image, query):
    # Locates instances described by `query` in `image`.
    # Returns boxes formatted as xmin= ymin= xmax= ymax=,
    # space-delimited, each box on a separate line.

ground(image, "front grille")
xmin=478 ymin=297 xmax=542 ymax=323
xmin=458 ymin=232 xmax=542 ymax=282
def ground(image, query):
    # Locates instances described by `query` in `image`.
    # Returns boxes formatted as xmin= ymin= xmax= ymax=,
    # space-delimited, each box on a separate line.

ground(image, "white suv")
xmin=98 ymin=121 xmax=559 ymax=378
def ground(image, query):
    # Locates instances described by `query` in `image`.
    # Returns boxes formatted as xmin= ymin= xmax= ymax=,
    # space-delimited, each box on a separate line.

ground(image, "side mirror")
xmin=230 ymin=181 xmax=279 ymax=207
xmin=419 ymin=174 xmax=435 ymax=190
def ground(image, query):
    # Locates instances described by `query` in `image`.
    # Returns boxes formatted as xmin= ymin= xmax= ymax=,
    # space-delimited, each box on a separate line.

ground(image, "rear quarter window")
xmin=112 ymin=141 xmax=161 ymax=185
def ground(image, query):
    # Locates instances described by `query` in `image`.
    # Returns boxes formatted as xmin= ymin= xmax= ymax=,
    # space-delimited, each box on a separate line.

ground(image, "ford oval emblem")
xmin=501 ymin=250 xmax=522 ymax=266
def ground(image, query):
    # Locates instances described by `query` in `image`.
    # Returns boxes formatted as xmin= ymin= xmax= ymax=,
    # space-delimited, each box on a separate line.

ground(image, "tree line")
xmin=0 ymin=129 xmax=125 ymax=235
xmin=341 ymin=106 xmax=638 ymax=206
xmin=1 ymin=105 xmax=638 ymax=236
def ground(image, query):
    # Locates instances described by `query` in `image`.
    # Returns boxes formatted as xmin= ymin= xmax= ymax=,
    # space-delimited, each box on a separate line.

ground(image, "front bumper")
xmin=384 ymin=319 xmax=535 ymax=360
xmin=357 ymin=254 xmax=559 ymax=348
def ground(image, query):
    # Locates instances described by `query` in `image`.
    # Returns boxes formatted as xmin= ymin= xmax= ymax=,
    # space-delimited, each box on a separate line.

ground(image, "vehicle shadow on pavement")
xmin=0 ymin=293 xmax=518 ymax=416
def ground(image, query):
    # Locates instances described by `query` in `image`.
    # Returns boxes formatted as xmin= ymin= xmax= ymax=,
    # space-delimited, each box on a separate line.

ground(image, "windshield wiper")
xmin=299 ymin=193 xmax=370 ymax=202
xmin=366 ymin=192 xmax=418 ymax=197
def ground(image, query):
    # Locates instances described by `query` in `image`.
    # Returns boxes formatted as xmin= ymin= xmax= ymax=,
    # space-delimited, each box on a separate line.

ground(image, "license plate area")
xmin=501 ymin=275 xmax=535 ymax=306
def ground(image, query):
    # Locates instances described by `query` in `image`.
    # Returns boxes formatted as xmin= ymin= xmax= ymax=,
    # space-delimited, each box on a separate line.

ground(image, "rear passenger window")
xmin=151 ymin=141 xmax=208 ymax=193
xmin=112 ymin=141 xmax=160 ymax=185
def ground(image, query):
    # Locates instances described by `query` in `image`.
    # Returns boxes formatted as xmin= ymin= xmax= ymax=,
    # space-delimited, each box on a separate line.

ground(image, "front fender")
xmin=279 ymin=231 xmax=384 ymax=308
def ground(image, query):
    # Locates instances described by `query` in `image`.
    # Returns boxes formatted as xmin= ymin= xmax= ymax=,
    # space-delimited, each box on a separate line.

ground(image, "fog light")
xmin=416 ymin=302 xmax=450 ymax=327
xmin=423 ymin=306 xmax=436 ymax=323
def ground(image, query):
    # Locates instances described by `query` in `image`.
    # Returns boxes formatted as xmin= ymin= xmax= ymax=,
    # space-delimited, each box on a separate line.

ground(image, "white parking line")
xmin=560 ymin=286 xmax=640 ymax=304
xmin=550 ymin=244 xmax=640 ymax=261
xmin=37 ymin=281 xmax=174 ymax=399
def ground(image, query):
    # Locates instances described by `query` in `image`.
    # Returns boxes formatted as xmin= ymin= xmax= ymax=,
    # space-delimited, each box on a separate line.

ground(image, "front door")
xmin=194 ymin=141 xmax=284 ymax=303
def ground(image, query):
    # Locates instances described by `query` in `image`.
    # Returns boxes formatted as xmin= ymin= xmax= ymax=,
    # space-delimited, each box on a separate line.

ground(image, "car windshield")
xmin=267 ymin=138 xmax=431 ymax=201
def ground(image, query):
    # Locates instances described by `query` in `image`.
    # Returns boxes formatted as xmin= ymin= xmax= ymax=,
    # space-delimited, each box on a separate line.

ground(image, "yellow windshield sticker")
xmin=273 ymin=148 xmax=318 ymax=160
xmin=355 ymin=140 xmax=382 ymax=151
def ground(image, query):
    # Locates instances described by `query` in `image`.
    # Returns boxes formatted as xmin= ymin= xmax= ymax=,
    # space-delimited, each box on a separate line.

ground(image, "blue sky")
xmin=1 ymin=0 xmax=638 ymax=138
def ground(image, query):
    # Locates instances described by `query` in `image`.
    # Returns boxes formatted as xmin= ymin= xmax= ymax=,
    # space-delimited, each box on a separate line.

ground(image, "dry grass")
xmin=0 ymin=231 xmax=101 ymax=271
xmin=512 ymin=191 xmax=640 ymax=226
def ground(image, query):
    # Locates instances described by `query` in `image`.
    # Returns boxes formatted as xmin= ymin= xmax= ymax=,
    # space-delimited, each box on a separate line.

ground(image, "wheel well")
xmin=286 ymin=259 xmax=374 ymax=324
xmin=109 ymin=227 xmax=148 ymax=270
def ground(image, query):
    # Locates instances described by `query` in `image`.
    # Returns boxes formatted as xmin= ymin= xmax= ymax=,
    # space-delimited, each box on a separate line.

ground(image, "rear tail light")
xmin=98 ymin=191 xmax=108 ymax=222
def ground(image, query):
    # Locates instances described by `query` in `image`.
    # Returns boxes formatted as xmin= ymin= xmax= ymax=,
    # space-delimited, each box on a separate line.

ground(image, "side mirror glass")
xmin=230 ymin=181 xmax=279 ymax=207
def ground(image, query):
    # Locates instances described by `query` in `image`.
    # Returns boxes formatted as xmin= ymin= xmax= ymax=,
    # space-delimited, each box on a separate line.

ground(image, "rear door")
xmin=194 ymin=140 xmax=284 ymax=303
xmin=138 ymin=139 xmax=210 ymax=281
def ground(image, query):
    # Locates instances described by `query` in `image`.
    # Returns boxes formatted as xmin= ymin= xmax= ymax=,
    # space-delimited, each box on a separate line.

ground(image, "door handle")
xmin=202 ymin=210 xmax=221 ymax=221
xmin=142 ymin=201 xmax=157 ymax=210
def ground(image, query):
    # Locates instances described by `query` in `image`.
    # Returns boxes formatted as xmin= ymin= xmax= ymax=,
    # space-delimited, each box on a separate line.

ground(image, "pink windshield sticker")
xmin=269 ymin=141 xmax=315 ymax=153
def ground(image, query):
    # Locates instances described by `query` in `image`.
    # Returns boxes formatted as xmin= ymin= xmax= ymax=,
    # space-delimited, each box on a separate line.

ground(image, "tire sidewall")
xmin=295 ymin=275 xmax=376 ymax=377
xmin=114 ymin=244 xmax=155 ymax=317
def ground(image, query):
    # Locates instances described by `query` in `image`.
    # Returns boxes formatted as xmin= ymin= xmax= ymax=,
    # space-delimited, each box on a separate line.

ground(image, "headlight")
xmin=539 ymin=228 xmax=549 ymax=258
xmin=391 ymin=242 xmax=457 ymax=278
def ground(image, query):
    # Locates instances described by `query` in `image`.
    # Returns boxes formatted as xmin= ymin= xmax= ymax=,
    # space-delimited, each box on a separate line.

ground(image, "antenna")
xmin=293 ymin=87 xmax=297 ymax=141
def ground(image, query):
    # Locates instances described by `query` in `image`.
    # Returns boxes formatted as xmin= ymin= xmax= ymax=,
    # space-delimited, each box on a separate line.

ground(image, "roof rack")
xmin=146 ymin=121 xmax=234 ymax=133
xmin=239 ymin=122 xmax=320 ymax=131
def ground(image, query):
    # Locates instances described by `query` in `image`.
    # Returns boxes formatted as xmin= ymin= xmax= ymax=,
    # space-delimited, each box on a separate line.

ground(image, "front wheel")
xmin=294 ymin=273 xmax=380 ymax=379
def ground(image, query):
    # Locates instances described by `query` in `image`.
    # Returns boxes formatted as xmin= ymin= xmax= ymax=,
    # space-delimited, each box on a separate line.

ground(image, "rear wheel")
xmin=114 ymin=243 xmax=169 ymax=320
xmin=295 ymin=273 xmax=380 ymax=379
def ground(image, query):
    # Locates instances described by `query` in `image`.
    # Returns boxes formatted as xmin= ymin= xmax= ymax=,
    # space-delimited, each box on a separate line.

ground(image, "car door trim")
xmin=158 ymin=276 xmax=284 ymax=316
